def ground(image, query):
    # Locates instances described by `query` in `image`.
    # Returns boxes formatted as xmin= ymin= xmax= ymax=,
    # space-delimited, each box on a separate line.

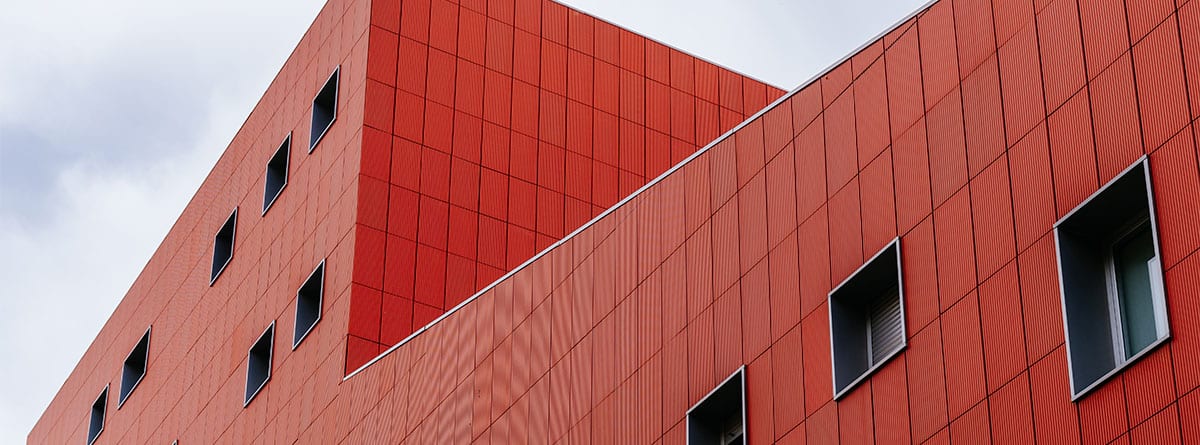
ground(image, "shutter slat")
xmin=870 ymin=287 xmax=903 ymax=365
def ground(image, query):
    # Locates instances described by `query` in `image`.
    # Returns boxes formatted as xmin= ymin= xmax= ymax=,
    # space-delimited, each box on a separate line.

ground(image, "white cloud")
xmin=0 ymin=0 xmax=324 ymax=442
xmin=560 ymin=0 xmax=931 ymax=89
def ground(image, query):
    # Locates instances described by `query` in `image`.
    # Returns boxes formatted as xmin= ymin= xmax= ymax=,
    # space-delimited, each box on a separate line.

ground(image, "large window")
xmin=687 ymin=368 xmax=745 ymax=445
xmin=1056 ymin=158 xmax=1168 ymax=399
xmin=829 ymin=240 xmax=905 ymax=399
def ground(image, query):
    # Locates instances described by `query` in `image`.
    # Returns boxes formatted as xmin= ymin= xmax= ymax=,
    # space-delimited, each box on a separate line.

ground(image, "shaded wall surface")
xmin=32 ymin=0 xmax=1200 ymax=443
xmin=346 ymin=0 xmax=785 ymax=371
xmin=30 ymin=0 xmax=373 ymax=442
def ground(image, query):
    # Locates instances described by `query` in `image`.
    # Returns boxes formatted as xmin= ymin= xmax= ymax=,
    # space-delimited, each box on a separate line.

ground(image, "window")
xmin=244 ymin=323 xmax=274 ymax=407
xmin=210 ymin=208 xmax=237 ymax=285
xmin=1056 ymin=158 xmax=1168 ymax=399
xmin=309 ymin=67 xmax=339 ymax=152
xmin=262 ymin=134 xmax=290 ymax=215
xmin=829 ymin=239 xmax=905 ymax=399
xmin=118 ymin=327 xmax=151 ymax=407
xmin=687 ymin=368 xmax=745 ymax=445
xmin=87 ymin=386 xmax=107 ymax=445
xmin=293 ymin=260 xmax=325 ymax=348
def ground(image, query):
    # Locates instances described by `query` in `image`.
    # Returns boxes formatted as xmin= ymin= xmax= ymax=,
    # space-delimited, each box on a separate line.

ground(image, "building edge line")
xmin=343 ymin=0 xmax=941 ymax=381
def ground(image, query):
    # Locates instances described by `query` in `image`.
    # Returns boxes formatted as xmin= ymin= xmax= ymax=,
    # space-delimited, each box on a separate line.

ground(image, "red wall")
xmin=332 ymin=0 xmax=1200 ymax=443
xmin=29 ymin=0 xmax=371 ymax=442
xmin=32 ymin=0 xmax=1200 ymax=443
xmin=346 ymin=0 xmax=785 ymax=371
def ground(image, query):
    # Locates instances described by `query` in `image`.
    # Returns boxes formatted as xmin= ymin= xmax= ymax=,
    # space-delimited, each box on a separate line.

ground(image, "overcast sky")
xmin=0 ymin=0 xmax=927 ymax=441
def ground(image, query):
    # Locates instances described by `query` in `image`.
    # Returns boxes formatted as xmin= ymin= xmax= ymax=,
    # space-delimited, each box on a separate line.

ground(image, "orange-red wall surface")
xmin=31 ymin=0 xmax=1200 ymax=443
xmin=345 ymin=0 xmax=784 ymax=371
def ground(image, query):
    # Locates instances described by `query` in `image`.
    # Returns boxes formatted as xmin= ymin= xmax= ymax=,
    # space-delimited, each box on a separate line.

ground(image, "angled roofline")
xmin=548 ymin=0 xmax=786 ymax=90
xmin=346 ymin=0 xmax=941 ymax=380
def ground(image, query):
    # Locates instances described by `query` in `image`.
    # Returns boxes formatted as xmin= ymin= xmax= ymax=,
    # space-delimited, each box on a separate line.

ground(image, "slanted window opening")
xmin=1056 ymin=157 xmax=1169 ymax=400
xmin=687 ymin=368 xmax=746 ymax=445
xmin=292 ymin=260 xmax=325 ymax=349
xmin=118 ymin=327 xmax=151 ymax=408
xmin=309 ymin=67 xmax=339 ymax=152
xmin=87 ymin=385 xmax=107 ymax=445
xmin=829 ymin=239 xmax=906 ymax=399
xmin=244 ymin=323 xmax=274 ymax=407
xmin=262 ymin=134 xmax=290 ymax=215
xmin=210 ymin=208 xmax=237 ymax=285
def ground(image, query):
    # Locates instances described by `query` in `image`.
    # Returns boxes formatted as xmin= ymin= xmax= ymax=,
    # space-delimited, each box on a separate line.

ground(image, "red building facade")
xmin=30 ymin=0 xmax=1200 ymax=443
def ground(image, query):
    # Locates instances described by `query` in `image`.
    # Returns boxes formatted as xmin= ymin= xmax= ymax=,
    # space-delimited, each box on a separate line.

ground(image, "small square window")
xmin=118 ymin=327 xmax=151 ymax=408
xmin=293 ymin=260 xmax=325 ymax=348
xmin=829 ymin=239 xmax=905 ymax=399
xmin=262 ymin=135 xmax=290 ymax=215
xmin=688 ymin=368 xmax=745 ymax=445
xmin=244 ymin=323 xmax=274 ymax=407
xmin=1056 ymin=158 xmax=1168 ymax=399
xmin=309 ymin=67 xmax=339 ymax=152
xmin=87 ymin=385 xmax=107 ymax=445
xmin=210 ymin=208 xmax=237 ymax=285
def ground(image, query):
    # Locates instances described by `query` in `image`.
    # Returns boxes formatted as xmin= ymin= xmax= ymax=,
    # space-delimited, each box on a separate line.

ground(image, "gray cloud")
xmin=0 ymin=0 xmax=324 ymax=441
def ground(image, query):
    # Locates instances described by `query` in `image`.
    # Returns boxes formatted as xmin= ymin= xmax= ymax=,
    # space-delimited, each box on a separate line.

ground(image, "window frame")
xmin=292 ymin=260 xmax=325 ymax=349
xmin=210 ymin=208 xmax=238 ymax=285
xmin=1054 ymin=156 xmax=1170 ymax=401
xmin=309 ymin=66 xmax=340 ymax=153
xmin=243 ymin=322 xmax=275 ymax=407
xmin=87 ymin=385 xmax=108 ymax=445
xmin=117 ymin=326 xmax=151 ymax=408
xmin=828 ymin=238 xmax=906 ymax=400
xmin=686 ymin=367 xmax=746 ymax=445
xmin=262 ymin=133 xmax=291 ymax=215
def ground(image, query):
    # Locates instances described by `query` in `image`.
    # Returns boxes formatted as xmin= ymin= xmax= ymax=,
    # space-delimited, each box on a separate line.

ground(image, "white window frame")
xmin=292 ymin=260 xmax=326 ymax=349
xmin=828 ymin=238 xmax=906 ymax=400
xmin=686 ymin=367 xmax=746 ymax=445
xmin=244 ymin=322 xmax=275 ymax=407
xmin=210 ymin=208 xmax=238 ymax=286
xmin=262 ymin=133 xmax=291 ymax=215
xmin=87 ymin=385 xmax=108 ymax=445
xmin=117 ymin=326 xmax=151 ymax=408
xmin=1055 ymin=156 xmax=1170 ymax=401
xmin=309 ymin=66 xmax=340 ymax=152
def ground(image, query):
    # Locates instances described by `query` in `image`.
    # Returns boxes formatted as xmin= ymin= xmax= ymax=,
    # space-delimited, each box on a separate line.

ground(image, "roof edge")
xmin=345 ymin=0 xmax=942 ymax=380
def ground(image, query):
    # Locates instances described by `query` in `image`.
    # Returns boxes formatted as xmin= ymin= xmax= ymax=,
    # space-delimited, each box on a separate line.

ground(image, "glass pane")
xmin=1115 ymin=226 xmax=1161 ymax=359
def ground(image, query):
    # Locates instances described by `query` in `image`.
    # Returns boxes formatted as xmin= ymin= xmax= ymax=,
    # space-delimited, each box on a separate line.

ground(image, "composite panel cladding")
xmin=347 ymin=0 xmax=786 ymax=371
xmin=30 ymin=0 xmax=1200 ymax=444
xmin=28 ymin=0 xmax=371 ymax=443
xmin=334 ymin=0 xmax=1200 ymax=443
xmin=28 ymin=0 xmax=782 ymax=443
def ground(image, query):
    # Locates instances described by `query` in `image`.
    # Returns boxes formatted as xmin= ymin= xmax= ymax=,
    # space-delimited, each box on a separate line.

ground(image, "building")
xmin=29 ymin=0 xmax=1200 ymax=443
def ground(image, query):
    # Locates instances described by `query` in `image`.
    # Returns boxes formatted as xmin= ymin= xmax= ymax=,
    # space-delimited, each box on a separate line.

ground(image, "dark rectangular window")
xmin=87 ymin=386 xmax=107 ymax=445
xmin=293 ymin=261 xmax=325 ymax=348
xmin=687 ymin=369 xmax=745 ymax=445
xmin=829 ymin=240 xmax=905 ymax=399
xmin=244 ymin=323 xmax=274 ymax=407
xmin=1056 ymin=158 xmax=1168 ymax=399
xmin=309 ymin=67 xmax=339 ymax=152
xmin=262 ymin=135 xmax=290 ymax=215
xmin=118 ymin=327 xmax=151 ymax=407
xmin=210 ymin=209 xmax=237 ymax=285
